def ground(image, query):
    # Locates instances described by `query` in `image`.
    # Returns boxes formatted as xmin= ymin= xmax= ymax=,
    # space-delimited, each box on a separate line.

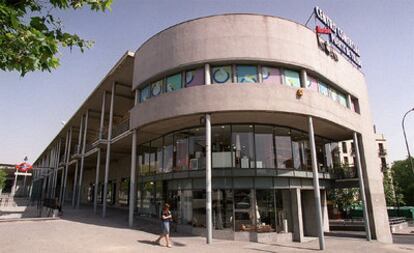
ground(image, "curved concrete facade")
xmin=130 ymin=14 xmax=392 ymax=243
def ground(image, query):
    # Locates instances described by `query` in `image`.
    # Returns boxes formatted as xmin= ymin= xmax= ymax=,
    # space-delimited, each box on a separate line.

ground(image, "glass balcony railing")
xmin=111 ymin=118 xmax=130 ymax=138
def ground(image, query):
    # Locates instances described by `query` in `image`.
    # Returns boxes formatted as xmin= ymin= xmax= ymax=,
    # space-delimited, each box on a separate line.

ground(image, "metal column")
xmin=353 ymin=132 xmax=372 ymax=241
xmin=62 ymin=127 xmax=72 ymax=206
xmin=77 ymin=110 xmax=89 ymax=209
xmin=129 ymin=89 xmax=138 ymax=227
xmin=71 ymin=161 xmax=79 ymax=207
xmin=59 ymin=131 xmax=70 ymax=202
xmin=94 ymin=91 xmax=106 ymax=214
xmin=205 ymin=114 xmax=212 ymax=244
xmin=308 ymin=116 xmax=325 ymax=250
xmin=103 ymin=82 xmax=115 ymax=218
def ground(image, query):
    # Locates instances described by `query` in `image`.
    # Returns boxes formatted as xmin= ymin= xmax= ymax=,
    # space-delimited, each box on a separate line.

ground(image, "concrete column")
xmin=300 ymin=69 xmax=308 ymax=88
xmin=347 ymin=94 xmax=352 ymax=109
xmin=321 ymin=190 xmax=330 ymax=232
xmin=77 ymin=116 xmax=84 ymax=154
xmin=205 ymin=113 xmax=212 ymax=244
xmin=99 ymin=91 xmax=106 ymax=139
xmin=103 ymin=82 xmax=116 ymax=218
xmin=77 ymin=111 xmax=89 ymax=209
xmin=93 ymin=149 xmax=101 ymax=214
xmin=291 ymin=188 xmax=304 ymax=242
xmin=308 ymin=116 xmax=325 ymax=250
xmin=71 ymin=161 xmax=79 ymax=207
xmin=204 ymin=63 xmax=212 ymax=244
xmin=59 ymin=132 xmax=69 ymax=201
xmin=62 ymin=127 xmax=72 ymax=206
xmin=353 ymin=132 xmax=372 ymax=241
xmin=129 ymin=89 xmax=138 ymax=227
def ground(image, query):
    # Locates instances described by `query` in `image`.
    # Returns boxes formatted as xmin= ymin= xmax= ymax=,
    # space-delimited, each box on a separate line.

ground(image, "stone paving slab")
xmin=0 ymin=206 xmax=412 ymax=253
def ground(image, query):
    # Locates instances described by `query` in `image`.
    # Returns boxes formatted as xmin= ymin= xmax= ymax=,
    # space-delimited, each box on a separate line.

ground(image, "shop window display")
xmin=232 ymin=125 xmax=255 ymax=169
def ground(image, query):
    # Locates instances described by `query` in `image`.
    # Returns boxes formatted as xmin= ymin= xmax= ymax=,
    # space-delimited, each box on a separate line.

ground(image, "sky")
xmin=0 ymin=0 xmax=414 ymax=165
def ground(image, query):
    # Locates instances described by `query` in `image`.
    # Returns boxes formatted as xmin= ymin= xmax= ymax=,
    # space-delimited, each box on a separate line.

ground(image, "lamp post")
xmin=402 ymin=108 xmax=414 ymax=175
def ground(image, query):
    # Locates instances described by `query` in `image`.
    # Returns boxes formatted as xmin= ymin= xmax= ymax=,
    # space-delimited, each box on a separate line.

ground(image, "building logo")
xmin=15 ymin=162 xmax=32 ymax=172
xmin=314 ymin=6 xmax=361 ymax=68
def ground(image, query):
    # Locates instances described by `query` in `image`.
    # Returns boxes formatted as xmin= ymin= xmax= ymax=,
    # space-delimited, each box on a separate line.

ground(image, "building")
xmin=30 ymin=14 xmax=392 ymax=244
xmin=338 ymin=129 xmax=389 ymax=173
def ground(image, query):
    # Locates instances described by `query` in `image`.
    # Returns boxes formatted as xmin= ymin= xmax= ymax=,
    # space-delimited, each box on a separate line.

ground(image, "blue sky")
xmin=1 ymin=0 xmax=413 ymax=164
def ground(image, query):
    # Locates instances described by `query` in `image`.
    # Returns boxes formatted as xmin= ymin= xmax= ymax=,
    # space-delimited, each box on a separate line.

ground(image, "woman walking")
xmin=155 ymin=203 xmax=173 ymax=247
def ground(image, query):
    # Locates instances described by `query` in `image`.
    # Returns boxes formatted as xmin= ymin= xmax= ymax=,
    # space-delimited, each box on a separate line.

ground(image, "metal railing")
xmin=111 ymin=118 xmax=130 ymax=138
xmin=329 ymin=166 xmax=358 ymax=179
xmin=378 ymin=148 xmax=387 ymax=156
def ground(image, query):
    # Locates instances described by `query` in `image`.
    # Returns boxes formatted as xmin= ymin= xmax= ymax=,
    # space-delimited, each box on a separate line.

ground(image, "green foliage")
xmin=382 ymin=171 xmax=396 ymax=206
xmin=0 ymin=170 xmax=6 ymax=191
xmin=391 ymin=157 xmax=414 ymax=206
xmin=0 ymin=0 xmax=112 ymax=76
xmin=328 ymin=187 xmax=360 ymax=214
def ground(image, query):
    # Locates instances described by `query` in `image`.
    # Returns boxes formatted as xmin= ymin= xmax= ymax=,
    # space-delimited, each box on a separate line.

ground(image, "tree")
xmin=391 ymin=157 xmax=414 ymax=206
xmin=327 ymin=188 xmax=360 ymax=218
xmin=0 ymin=169 xmax=6 ymax=193
xmin=0 ymin=0 xmax=112 ymax=76
xmin=383 ymin=171 xmax=396 ymax=206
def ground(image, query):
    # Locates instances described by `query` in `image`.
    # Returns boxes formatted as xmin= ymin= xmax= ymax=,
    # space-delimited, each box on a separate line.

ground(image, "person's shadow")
xmin=137 ymin=240 xmax=186 ymax=247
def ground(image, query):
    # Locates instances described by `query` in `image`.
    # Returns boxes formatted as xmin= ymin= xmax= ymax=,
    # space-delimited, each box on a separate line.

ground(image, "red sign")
xmin=16 ymin=162 xmax=32 ymax=172
xmin=315 ymin=26 xmax=331 ymax=34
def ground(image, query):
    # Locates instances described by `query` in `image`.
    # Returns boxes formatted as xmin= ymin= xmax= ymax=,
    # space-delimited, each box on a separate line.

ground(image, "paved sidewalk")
xmin=0 ymin=206 xmax=412 ymax=253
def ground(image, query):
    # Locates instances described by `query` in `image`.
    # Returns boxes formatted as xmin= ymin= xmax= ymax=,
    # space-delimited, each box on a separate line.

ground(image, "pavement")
xmin=0 ymin=205 xmax=413 ymax=253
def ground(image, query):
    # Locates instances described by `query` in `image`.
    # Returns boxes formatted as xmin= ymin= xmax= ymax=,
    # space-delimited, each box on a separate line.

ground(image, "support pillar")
xmin=62 ymin=127 xmax=72 ymax=206
xmin=129 ymin=89 xmax=138 ymax=227
xmin=353 ymin=132 xmax=372 ymax=241
xmin=59 ymin=131 xmax=69 ymax=202
xmin=103 ymin=82 xmax=116 ymax=218
xmin=93 ymin=149 xmax=101 ymax=214
xmin=205 ymin=113 xmax=212 ymax=244
xmin=71 ymin=161 xmax=79 ymax=208
xmin=291 ymin=188 xmax=304 ymax=242
xmin=308 ymin=116 xmax=325 ymax=250
xmin=77 ymin=111 xmax=89 ymax=209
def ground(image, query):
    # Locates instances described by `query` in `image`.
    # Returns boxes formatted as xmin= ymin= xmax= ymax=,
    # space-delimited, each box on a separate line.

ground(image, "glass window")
xmin=236 ymin=65 xmax=258 ymax=83
xmin=175 ymin=133 xmax=189 ymax=171
xmin=212 ymin=125 xmax=232 ymax=168
xmin=234 ymin=189 xmax=255 ymax=231
xmin=337 ymin=92 xmax=348 ymax=107
xmin=188 ymin=128 xmax=206 ymax=170
xmin=351 ymin=97 xmax=360 ymax=113
xmin=142 ymin=181 xmax=155 ymax=217
xmin=213 ymin=189 xmax=233 ymax=230
xmin=151 ymin=138 xmax=163 ymax=174
xmin=150 ymin=80 xmax=163 ymax=97
xmin=255 ymin=125 xmax=275 ymax=168
xmin=275 ymin=189 xmax=292 ymax=233
xmin=330 ymin=88 xmax=338 ymax=102
xmin=283 ymin=70 xmax=301 ymax=88
xmin=140 ymin=86 xmax=150 ymax=102
xmin=192 ymin=190 xmax=206 ymax=227
xmin=318 ymin=81 xmax=329 ymax=96
xmin=142 ymin=142 xmax=151 ymax=176
xmin=163 ymin=134 xmax=174 ymax=173
xmin=306 ymin=76 xmax=318 ymax=91
xmin=118 ymin=178 xmax=129 ymax=206
xmin=315 ymin=137 xmax=328 ymax=172
xmin=256 ymin=190 xmax=276 ymax=231
xmin=211 ymin=66 xmax=232 ymax=84
xmin=232 ymin=125 xmax=255 ymax=169
xmin=185 ymin=68 xmax=205 ymax=87
xmin=166 ymin=73 xmax=182 ymax=92
xmin=274 ymin=127 xmax=293 ymax=169
xmin=262 ymin=66 xmax=282 ymax=84
xmin=291 ymin=130 xmax=311 ymax=170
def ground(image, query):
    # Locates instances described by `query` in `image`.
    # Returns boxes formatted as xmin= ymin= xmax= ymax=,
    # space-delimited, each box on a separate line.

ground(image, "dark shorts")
xmin=161 ymin=221 xmax=170 ymax=235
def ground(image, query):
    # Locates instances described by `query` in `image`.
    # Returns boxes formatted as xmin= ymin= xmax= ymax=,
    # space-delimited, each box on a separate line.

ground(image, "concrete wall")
xmin=130 ymin=14 xmax=391 ymax=243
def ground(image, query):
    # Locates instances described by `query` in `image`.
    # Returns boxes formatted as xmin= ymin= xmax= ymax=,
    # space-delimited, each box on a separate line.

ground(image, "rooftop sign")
xmin=314 ymin=6 xmax=361 ymax=68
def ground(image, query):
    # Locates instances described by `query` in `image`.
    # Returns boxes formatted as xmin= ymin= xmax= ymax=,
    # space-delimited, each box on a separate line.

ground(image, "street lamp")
xmin=402 ymin=108 xmax=414 ymax=174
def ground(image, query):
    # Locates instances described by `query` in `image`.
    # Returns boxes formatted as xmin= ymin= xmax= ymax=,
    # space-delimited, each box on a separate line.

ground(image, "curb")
xmin=0 ymin=217 xmax=60 ymax=223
